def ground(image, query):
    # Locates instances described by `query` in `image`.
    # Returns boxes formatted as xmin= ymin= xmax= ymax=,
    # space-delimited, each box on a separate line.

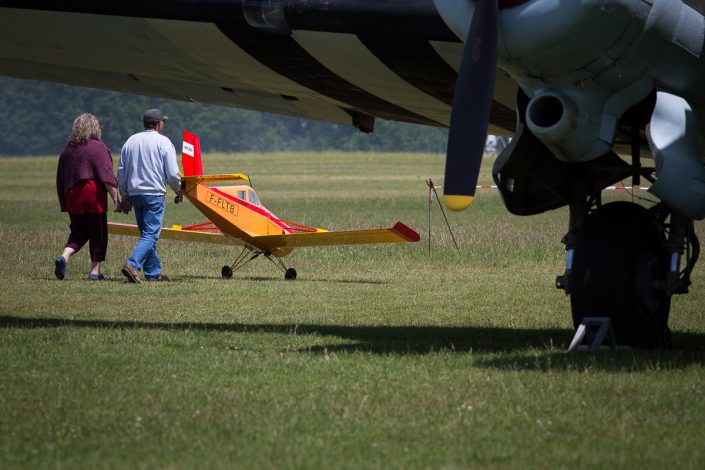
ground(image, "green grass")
xmin=1 ymin=152 xmax=704 ymax=468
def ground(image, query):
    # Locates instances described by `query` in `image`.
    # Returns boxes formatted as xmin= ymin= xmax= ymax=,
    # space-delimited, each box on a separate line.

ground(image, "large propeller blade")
xmin=443 ymin=0 xmax=499 ymax=211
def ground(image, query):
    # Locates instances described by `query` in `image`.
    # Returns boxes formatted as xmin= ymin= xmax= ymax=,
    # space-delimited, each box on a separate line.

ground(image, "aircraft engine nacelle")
xmin=435 ymin=0 xmax=705 ymax=95
xmin=434 ymin=0 xmax=645 ymax=83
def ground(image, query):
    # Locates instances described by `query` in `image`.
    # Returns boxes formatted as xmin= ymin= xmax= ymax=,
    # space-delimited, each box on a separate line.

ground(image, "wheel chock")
xmin=567 ymin=317 xmax=631 ymax=352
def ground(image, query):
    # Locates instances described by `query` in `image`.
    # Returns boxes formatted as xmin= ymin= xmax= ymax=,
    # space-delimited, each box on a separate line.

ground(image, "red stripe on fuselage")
xmin=205 ymin=185 xmax=295 ymax=234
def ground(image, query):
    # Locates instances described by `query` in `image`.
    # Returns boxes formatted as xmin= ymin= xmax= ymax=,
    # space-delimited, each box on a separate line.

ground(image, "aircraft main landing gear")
xmin=557 ymin=201 xmax=699 ymax=348
xmin=569 ymin=202 xmax=670 ymax=347
xmin=220 ymin=247 xmax=299 ymax=280
xmin=221 ymin=248 xmax=260 ymax=279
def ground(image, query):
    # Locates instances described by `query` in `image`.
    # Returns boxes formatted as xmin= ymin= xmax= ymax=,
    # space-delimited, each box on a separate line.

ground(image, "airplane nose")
xmin=434 ymin=1 xmax=637 ymax=84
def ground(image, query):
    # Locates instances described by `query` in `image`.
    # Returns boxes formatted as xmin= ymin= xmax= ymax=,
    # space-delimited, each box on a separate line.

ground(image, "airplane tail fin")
xmin=182 ymin=130 xmax=204 ymax=176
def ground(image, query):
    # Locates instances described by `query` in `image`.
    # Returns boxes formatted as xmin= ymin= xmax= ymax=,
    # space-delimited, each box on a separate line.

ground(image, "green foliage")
xmin=1 ymin=153 xmax=704 ymax=467
xmin=0 ymin=77 xmax=449 ymax=156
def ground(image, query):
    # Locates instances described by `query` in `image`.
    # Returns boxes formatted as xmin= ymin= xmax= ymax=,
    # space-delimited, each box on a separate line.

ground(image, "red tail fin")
xmin=182 ymin=130 xmax=203 ymax=176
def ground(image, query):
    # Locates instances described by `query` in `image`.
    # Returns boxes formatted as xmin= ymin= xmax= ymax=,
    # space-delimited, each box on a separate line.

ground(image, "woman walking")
xmin=55 ymin=113 xmax=119 ymax=280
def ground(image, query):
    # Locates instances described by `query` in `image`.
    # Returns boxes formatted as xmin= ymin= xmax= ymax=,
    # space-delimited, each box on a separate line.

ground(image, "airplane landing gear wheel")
xmin=221 ymin=265 xmax=233 ymax=279
xmin=570 ymin=202 xmax=671 ymax=348
xmin=284 ymin=268 xmax=297 ymax=280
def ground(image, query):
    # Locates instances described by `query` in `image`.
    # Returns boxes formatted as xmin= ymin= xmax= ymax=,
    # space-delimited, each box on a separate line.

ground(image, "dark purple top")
xmin=56 ymin=139 xmax=117 ymax=212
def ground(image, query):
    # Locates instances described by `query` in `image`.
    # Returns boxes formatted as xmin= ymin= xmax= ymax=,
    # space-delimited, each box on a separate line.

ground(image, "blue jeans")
xmin=126 ymin=194 xmax=165 ymax=279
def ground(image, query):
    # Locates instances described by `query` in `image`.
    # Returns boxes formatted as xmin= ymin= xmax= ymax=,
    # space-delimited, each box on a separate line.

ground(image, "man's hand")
xmin=115 ymin=198 xmax=132 ymax=214
xmin=174 ymin=186 xmax=185 ymax=204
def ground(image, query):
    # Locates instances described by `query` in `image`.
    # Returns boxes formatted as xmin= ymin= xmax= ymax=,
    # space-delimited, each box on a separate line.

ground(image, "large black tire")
xmin=570 ymin=202 xmax=671 ymax=348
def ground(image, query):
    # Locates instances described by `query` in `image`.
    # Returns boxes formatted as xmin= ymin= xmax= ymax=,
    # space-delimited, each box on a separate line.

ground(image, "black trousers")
xmin=65 ymin=212 xmax=108 ymax=262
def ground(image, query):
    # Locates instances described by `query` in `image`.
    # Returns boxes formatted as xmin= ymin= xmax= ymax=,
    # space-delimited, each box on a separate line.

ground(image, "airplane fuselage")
xmin=183 ymin=180 xmax=296 ymax=257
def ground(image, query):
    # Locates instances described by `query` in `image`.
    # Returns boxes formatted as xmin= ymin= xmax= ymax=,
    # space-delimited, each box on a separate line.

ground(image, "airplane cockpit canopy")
xmin=235 ymin=187 xmax=262 ymax=206
xmin=248 ymin=190 xmax=261 ymax=206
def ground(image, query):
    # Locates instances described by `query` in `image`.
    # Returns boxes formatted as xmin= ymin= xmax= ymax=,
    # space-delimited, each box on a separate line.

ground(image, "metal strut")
xmin=229 ymin=247 xmax=261 ymax=272
xmin=265 ymin=253 xmax=289 ymax=273
xmin=631 ymin=125 xmax=641 ymax=190
xmin=659 ymin=208 xmax=701 ymax=295
xmin=265 ymin=253 xmax=297 ymax=280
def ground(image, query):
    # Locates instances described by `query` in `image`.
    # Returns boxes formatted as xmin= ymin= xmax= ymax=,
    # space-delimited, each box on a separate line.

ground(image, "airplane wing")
xmin=108 ymin=222 xmax=247 ymax=247
xmin=253 ymin=222 xmax=420 ymax=249
xmin=108 ymin=220 xmax=419 ymax=250
xmin=0 ymin=1 xmax=517 ymax=135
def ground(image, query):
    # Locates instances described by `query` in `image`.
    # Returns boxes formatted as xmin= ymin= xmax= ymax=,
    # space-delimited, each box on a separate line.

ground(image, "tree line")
xmin=0 ymin=76 xmax=450 ymax=156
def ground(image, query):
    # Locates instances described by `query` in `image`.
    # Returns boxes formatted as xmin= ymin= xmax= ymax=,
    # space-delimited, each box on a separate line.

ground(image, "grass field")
xmin=1 ymin=152 xmax=704 ymax=468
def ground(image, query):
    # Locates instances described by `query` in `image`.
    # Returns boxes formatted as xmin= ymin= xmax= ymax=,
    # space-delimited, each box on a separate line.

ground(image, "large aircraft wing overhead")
xmin=253 ymin=222 xmax=420 ymax=249
xmin=108 ymin=222 xmax=247 ymax=247
xmin=0 ymin=0 xmax=518 ymax=134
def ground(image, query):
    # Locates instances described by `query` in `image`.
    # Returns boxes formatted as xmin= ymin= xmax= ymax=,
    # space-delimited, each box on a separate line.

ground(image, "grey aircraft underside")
xmin=1 ymin=0 xmax=703 ymax=347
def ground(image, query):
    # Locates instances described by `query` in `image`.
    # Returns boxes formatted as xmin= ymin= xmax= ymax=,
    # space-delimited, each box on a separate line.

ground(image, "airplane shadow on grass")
xmin=176 ymin=274 xmax=389 ymax=285
xmin=36 ymin=275 xmax=389 ymax=285
xmin=2 ymin=315 xmax=705 ymax=371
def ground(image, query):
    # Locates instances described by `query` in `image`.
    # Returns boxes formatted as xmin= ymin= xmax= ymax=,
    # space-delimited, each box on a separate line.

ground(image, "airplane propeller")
xmin=443 ymin=0 xmax=499 ymax=211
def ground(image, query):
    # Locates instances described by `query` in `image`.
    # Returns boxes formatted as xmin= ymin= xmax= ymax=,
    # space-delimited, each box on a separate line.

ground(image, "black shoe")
xmin=54 ymin=256 xmax=67 ymax=280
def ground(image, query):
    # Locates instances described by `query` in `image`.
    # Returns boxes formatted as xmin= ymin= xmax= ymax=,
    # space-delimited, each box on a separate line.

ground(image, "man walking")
xmin=117 ymin=109 xmax=182 ymax=283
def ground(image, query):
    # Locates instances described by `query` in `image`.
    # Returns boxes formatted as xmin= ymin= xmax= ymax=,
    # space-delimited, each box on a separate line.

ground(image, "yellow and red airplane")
xmin=108 ymin=131 xmax=419 ymax=280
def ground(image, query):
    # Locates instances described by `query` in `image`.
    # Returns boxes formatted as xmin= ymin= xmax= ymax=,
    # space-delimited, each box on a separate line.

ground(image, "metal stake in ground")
xmin=426 ymin=178 xmax=460 ymax=254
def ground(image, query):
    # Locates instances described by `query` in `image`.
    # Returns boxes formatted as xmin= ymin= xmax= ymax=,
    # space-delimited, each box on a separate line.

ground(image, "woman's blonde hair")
xmin=69 ymin=113 xmax=102 ymax=144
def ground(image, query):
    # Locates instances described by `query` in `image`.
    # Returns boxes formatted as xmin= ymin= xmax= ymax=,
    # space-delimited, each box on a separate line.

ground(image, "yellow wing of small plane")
xmin=108 ymin=220 xmax=418 ymax=250
xmin=108 ymin=222 xmax=247 ymax=247
xmin=252 ymin=222 xmax=419 ymax=249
